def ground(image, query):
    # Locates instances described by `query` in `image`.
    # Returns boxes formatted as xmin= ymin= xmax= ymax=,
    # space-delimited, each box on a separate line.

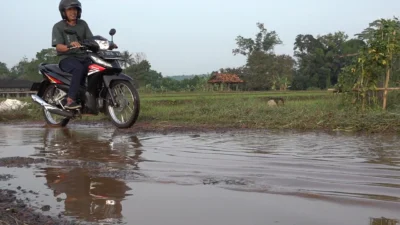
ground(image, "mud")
xmin=0 ymin=120 xmax=263 ymax=133
xmin=0 ymin=189 xmax=79 ymax=225
xmin=0 ymin=174 xmax=14 ymax=181
xmin=1 ymin=122 xmax=400 ymax=224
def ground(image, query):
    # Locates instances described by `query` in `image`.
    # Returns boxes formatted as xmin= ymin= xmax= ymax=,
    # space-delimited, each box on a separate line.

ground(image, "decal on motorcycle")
xmin=88 ymin=64 xmax=106 ymax=76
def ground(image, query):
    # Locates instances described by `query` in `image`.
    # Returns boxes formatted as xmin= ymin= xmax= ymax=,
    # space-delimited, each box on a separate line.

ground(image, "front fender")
xmin=103 ymin=73 xmax=135 ymax=88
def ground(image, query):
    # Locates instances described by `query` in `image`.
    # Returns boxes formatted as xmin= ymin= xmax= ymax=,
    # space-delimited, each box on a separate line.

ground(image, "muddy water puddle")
xmin=0 ymin=124 xmax=399 ymax=225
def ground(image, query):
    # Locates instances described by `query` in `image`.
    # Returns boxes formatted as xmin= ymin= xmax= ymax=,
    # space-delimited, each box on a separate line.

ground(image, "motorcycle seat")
xmin=43 ymin=64 xmax=73 ymax=77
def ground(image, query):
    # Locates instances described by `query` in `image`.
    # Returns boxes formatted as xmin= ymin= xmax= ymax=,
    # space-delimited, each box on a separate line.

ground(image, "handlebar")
xmin=67 ymin=41 xmax=118 ymax=51
xmin=67 ymin=43 xmax=87 ymax=50
xmin=68 ymin=46 xmax=86 ymax=50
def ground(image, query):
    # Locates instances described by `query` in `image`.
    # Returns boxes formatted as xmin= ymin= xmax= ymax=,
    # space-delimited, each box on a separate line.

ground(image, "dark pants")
xmin=59 ymin=57 xmax=91 ymax=101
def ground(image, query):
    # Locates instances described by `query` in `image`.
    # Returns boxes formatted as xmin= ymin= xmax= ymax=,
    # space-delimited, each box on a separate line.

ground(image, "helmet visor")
xmin=65 ymin=5 xmax=81 ymax=10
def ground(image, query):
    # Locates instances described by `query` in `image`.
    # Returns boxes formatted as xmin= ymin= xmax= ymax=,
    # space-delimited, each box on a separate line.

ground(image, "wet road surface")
xmin=0 ymin=124 xmax=399 ymax=225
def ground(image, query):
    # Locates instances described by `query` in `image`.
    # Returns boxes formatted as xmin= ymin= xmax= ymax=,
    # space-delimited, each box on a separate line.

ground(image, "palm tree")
xmin=120 ymin=50 xmax=134 ymax=69
xmin=356 ymin=17 xmax=400 ymax=41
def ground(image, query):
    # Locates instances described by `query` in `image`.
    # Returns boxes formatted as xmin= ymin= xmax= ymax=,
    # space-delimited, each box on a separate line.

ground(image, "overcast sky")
xmin=1 ymin=0 xmax=399 ymax=76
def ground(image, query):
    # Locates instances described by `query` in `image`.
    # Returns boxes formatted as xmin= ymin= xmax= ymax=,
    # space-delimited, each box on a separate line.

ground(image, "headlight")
xmin=94 ymin=40 xmax=110 ymax=50
xmin=90 ymin=55 xmax=113 ymax=68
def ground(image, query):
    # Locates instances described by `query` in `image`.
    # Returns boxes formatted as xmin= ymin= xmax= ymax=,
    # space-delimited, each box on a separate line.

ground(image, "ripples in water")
xmin=0 ymin=125 xmax=400 ymax=224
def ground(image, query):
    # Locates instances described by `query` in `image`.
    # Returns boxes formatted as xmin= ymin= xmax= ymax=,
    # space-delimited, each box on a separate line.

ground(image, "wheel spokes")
xmin=108 ymin=83 xmax=136 ymax=125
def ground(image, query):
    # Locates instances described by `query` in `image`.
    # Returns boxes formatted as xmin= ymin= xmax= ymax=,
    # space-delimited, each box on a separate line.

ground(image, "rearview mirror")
xmin=109 ymin=28 xmax=116 ymax=36
xmin=64 ymin=29 xmax=77 ymax=35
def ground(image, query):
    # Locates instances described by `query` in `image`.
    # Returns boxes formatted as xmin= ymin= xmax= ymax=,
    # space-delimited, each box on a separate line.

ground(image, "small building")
xmin=0 ymin=79 xmax=35 ymax=98
xmin=207 ymin=73 xmax=244 ymax=91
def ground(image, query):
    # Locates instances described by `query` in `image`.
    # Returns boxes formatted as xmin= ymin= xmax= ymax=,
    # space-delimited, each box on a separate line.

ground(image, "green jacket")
xmin=52 ymin=19 xmax=93 ymax=61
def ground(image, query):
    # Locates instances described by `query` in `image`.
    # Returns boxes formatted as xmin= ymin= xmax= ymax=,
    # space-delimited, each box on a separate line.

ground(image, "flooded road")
xmin=0 ymin=124 xmax=399 ymax=225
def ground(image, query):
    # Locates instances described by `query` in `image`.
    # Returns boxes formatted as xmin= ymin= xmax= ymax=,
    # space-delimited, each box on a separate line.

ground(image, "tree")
xmin=232 ymin=22 xmax=282 ymax=56
xmin=345 ymin=17 xmax=400 ymax=110
xmin=340 ymin=39 xmax=366 ymax=57
xmin=272 ymin=54 xmax=296 ymax=90
xmin=120 ymin=50 xmax=134 ymax=69
xmin=356 ymin=19 xmax=400 ymax=41
xmin=232 ymin=22 xmax=292 ymax=91
xmin=132 ymin=52 xmax=147 ymax=65
xmin=245 ymin=51 xmax=275 ymax=90
xmin=124 ymin=59 xmax=163 ymax=89
xmin=120 ymin=51 xmax=147 ymax=69
xmin=293 ymin=34 xmax=327 ymax=89
xmin=10 ymin=57 xmax=29 ymax=78
xmin=7 ymin=48 xmax=60 ymax=81
xmin=35 ymin=48 xmax=59 ymax=64
xmin=293 ymin=31 xmax=360 ymax=89
xmin=0 ymin=62 xmax=10 ymax=79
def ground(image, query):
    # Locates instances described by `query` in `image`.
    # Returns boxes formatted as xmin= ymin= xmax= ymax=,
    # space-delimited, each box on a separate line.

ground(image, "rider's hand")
xmin=70 ymin=41 xmax=81 ymax=48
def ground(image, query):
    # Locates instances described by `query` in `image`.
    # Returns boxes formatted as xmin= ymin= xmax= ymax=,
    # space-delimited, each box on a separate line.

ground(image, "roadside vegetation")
xmin=1 ymin=90 xmax=400 ymax=133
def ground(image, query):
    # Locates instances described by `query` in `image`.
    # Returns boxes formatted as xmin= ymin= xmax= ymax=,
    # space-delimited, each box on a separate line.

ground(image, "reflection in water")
xmin=44 ymin=167 xmax=131 ymax=221
xmin=370 ymin=217 xmax=399 ymax=225
xmin=36 ymin=128 xmax=143 ymax=168
xmin=35 ymin=128 xmax=143 ymax=222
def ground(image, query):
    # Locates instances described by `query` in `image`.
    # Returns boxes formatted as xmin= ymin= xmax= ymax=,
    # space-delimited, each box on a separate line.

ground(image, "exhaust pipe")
xmin=31 ymin=94 xmax=74 ymax=118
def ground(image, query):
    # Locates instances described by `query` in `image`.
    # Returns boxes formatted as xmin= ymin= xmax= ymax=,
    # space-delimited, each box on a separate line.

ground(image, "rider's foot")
xmin=64 ymin=98 xmax=81 ymax=110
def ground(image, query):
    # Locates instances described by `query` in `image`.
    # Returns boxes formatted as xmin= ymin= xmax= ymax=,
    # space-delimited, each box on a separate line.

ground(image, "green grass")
xmin=139 ymin=91 xmax=400 ymax=132
xmin=1 ymin=91 xmax=400 ymax=133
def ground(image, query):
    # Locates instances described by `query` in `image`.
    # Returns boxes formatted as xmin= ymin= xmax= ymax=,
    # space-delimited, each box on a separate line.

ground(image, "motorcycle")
xmin=30 ymin=28 xmax=140 ymax=129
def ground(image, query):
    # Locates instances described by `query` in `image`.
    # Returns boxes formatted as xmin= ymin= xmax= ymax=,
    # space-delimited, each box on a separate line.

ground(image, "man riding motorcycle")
xmin=31 ymin=0 xmax=140 ymax=129
xmin=52 ymin=0 xmax=93 ymax=109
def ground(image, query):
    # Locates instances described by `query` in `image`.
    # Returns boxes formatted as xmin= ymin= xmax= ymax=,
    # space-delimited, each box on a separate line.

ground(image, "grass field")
xmin=1 ymin=90 xmax=400 ymax=133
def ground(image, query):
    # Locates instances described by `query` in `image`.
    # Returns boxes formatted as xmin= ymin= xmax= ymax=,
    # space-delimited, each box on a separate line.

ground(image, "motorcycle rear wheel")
xmin=42 ymin=85 xmax=70 ymax=127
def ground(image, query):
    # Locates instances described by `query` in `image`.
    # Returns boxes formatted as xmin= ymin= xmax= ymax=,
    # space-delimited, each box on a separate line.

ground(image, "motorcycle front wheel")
xmin=105 ymin=80 xmax=140 ymax=128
